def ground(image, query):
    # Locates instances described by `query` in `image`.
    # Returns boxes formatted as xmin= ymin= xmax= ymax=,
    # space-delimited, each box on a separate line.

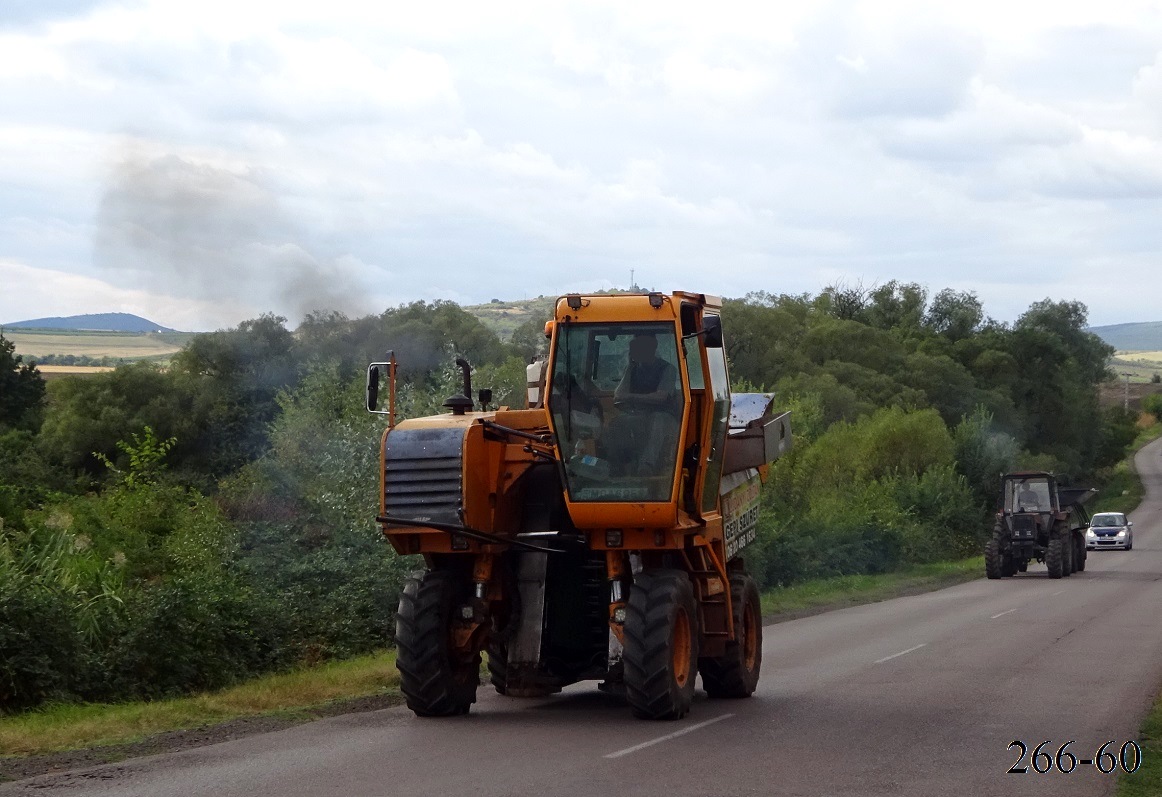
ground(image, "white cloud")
xmin=1 ymin=0 xmax=1162 ymax=330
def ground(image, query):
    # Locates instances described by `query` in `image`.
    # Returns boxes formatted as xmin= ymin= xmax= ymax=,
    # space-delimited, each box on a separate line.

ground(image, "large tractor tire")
xmin=699 ymin=573 xmax=762 ymax=699
xmin=985 ymin=537 xmax=1004 ymax=579
xmin=395 ymin=570 xmax=479 ymax=717
xmin=1046 ymin=537 xmax=1065 ymax=579
xmin=624 ymin=569 xmax=700 ymax=720
xmin=1062 ymin=532 xmax=1074 ymax=576
xmin=1074 ymin=535 xmax=1087 ymax=572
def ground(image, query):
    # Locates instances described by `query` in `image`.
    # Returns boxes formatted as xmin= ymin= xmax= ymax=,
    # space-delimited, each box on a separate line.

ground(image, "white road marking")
xmin=603 ymin=713 xmax=735 ymax=759
xmin=1050 ymin=590 xmax=1064 ymax=597
xmin=874 ymin=643 xmax=927 ymax=664
xmin=990 ymin=608 xmax=1018 ymax=619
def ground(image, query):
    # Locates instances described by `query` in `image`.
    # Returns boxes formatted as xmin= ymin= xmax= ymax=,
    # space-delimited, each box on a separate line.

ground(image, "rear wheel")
xmin=1062 ymin=532 xmax=1074 ymax=576
xmin=624 ymin=569 xmax=700 ymax=720
xmin=1046 ymin=538 xmax=1065 ymax=579
xmin=396 ymin=571 xmax=479 ymax=717
xmin=699 ymin=574 xmax=762 ymax=698
xmin=1074 ymin=535 xmax=1087 ymax=572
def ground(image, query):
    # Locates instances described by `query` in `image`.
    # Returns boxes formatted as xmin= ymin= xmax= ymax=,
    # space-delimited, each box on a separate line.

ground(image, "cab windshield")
xmin=547 ymin=321 xmax=684 ymax=502
xmin=1004 ymin=478 xmax=1052 ymax=512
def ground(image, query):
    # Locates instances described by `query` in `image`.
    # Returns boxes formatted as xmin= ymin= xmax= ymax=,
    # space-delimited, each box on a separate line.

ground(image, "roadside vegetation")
xmin=0 ymin=652 xmax=398 ymax=758
xmin=0 ymin=285 xmax=1145 ymax=742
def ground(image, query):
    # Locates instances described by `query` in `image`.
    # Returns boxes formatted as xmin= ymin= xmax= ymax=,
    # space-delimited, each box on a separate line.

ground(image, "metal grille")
xmin=1011 ymin=515 xmax=1035 ymax=539
xmin=383 ymin=427 xmax=464 ymax=526
xmin=385 ymin=458 xmax=462 ymax=524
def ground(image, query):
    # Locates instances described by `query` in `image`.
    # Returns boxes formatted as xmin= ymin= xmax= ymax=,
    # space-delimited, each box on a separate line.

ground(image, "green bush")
xmin=0 ymin=578 xmax=76 ymax=711
xmin=101 ymin=574 xmax=271 ymax=699
xmin=1144 ymin=393 xmax=1162 ymax=417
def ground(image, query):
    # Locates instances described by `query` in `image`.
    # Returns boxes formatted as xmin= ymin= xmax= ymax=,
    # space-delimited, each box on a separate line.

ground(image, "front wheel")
xmin=624 ymin=569 xmax=700 ymax=720
xmin=396 ymin=571 xmax=480 ymax=717
xmin=1046 ymin=538 xmax=1065 ymax=579
xmin=699 ymin=574 xmax=762 ymax=698
xmin=1074 ymin=535 xmax=1087 ymax=572
xmin=985 ymin=537 xmax=1004 ymax=579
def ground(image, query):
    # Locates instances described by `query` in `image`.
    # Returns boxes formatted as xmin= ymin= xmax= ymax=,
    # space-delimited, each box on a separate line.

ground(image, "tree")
xmin=0 ymin=332 xmax=46 ymax=431
xmin=864 ymin=281 xmax=928 ymax=333
xmin=509 ymin=313 xmax=551 ymax=363
xmin=925 ymin=289 xmax=983 ymax=340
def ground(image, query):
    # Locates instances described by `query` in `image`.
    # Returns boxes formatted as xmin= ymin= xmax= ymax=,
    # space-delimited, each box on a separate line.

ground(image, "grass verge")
xmin=1119 ymin=691 xmax=1162 ymax=795
xmin=0 ymin=651 xmax=399 ymax=758
xmin=1110 ymin=424 xmax=1161 ymax=795
xmin=759 ymin=556 xmax=984 ymax=619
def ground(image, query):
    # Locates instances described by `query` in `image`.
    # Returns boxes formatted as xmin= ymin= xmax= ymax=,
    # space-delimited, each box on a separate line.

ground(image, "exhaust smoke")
xmin=93 ymin=144 xmax=373 ymax=326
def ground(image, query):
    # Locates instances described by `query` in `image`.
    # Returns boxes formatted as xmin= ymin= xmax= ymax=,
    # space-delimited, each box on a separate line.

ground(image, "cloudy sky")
xmin=1 ymin=0 xmax=1161 ymax=331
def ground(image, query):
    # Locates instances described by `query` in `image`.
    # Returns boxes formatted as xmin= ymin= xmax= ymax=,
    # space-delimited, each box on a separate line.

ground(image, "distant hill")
xmin=1089 ymin=321 xmax=1162 ymax=352
xmin=463 ymin=296 xmax=557 ymax=340
xmin=464 ymin=289 xmax=638 ymax=340
xmin=3 ymin=313 xmax=176 ymax=333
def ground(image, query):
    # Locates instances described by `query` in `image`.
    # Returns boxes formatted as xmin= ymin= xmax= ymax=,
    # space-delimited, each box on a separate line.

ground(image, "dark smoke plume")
xmin=93 ymin=145 xmax=372 ymax=325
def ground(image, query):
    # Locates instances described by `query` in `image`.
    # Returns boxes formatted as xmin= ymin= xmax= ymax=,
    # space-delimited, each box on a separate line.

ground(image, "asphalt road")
xmin=7 ymin=437 xmax=1162 ymax=797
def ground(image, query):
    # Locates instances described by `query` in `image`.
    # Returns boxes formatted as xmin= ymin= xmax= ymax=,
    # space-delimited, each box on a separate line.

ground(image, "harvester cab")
xmin=368 ymin=291 xmax=792 ymax=720
xmin=986 ymin=471 xmax=1094 ymax=580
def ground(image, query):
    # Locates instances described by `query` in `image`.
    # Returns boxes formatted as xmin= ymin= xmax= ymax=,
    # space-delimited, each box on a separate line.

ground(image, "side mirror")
xmin=703 ymin=315 xmax=723 ymax=348
xmin=1129 ymin=521 xmax=1134 ymax=527
xmin=366 ymin=351 xmax=397 ymax=425
xmin=366 ymin=365 xmax=380 ymax=412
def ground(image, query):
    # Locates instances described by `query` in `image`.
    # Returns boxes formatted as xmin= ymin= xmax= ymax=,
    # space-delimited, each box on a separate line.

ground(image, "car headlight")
xmin=1117 ymin=530 xmax=1127 ymax=537
xmin=1086 ymin=529 xmax=1096 ymax=538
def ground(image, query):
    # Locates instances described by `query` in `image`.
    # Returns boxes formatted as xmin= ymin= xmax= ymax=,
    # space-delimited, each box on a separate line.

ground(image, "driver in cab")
xmin=606 ymin=333 xmax=680 ymax=475
xmin=613 ymin=334 xmax=678 ymax=412
xmin=1017 ymin=482 xmax=1043 ymax=510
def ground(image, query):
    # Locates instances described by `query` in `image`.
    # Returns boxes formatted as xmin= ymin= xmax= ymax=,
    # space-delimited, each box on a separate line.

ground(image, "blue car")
xmin=1086 ymin=512 xmax=1134 ymax=551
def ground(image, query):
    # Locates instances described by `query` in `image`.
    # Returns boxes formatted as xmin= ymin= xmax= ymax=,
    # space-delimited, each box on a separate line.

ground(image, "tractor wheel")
xmin=1046 ymin=538 xmax=1065 ymax=579
xmin=1074 ymin=535 xmax=1087 ymax=572
xmin=985 ymin=537 xmax=1004 ymax=579
xmin=395 ymin=570 xmax=479 ymax=717
xmin=699 ymin=573 xmax=762 ymax=698
xmin=1062 ymin=533 xmax=1074 ymax=576
xmin=1002 ymin=556 xmax=1017 ymax=577
xmin=624 ymin=569 xmax=700 ymax=720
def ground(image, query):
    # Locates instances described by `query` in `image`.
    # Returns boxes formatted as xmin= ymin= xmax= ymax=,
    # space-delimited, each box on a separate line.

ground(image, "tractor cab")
xmin=543 ymin=292 xmax=733 ymax=532
xmin=999 ymin=472 xmax=1061 ymax=547
xmin=1003 ymin=473 xmax=1058 ymax=523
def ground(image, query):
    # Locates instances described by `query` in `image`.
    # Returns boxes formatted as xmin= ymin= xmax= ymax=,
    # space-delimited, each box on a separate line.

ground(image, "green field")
xmin=3 ymin=329 xmax=194 ymax=361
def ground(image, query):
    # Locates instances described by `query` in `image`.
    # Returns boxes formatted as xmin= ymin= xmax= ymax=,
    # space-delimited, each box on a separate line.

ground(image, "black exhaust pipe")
xmin=443 ymin=357 xmax=475 ymax=416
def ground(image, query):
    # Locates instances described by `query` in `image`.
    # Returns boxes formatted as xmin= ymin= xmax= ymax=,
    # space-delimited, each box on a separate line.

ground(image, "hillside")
xmin=1089 ymin=321 xmax=1162 ymax=352
xmin=461 ymin=296 xmax=556 ymax=340
xmin=463 ymin=290 xmax=641 ymax=340
xmin=4 ymin=312 xmax=176 ymax=333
